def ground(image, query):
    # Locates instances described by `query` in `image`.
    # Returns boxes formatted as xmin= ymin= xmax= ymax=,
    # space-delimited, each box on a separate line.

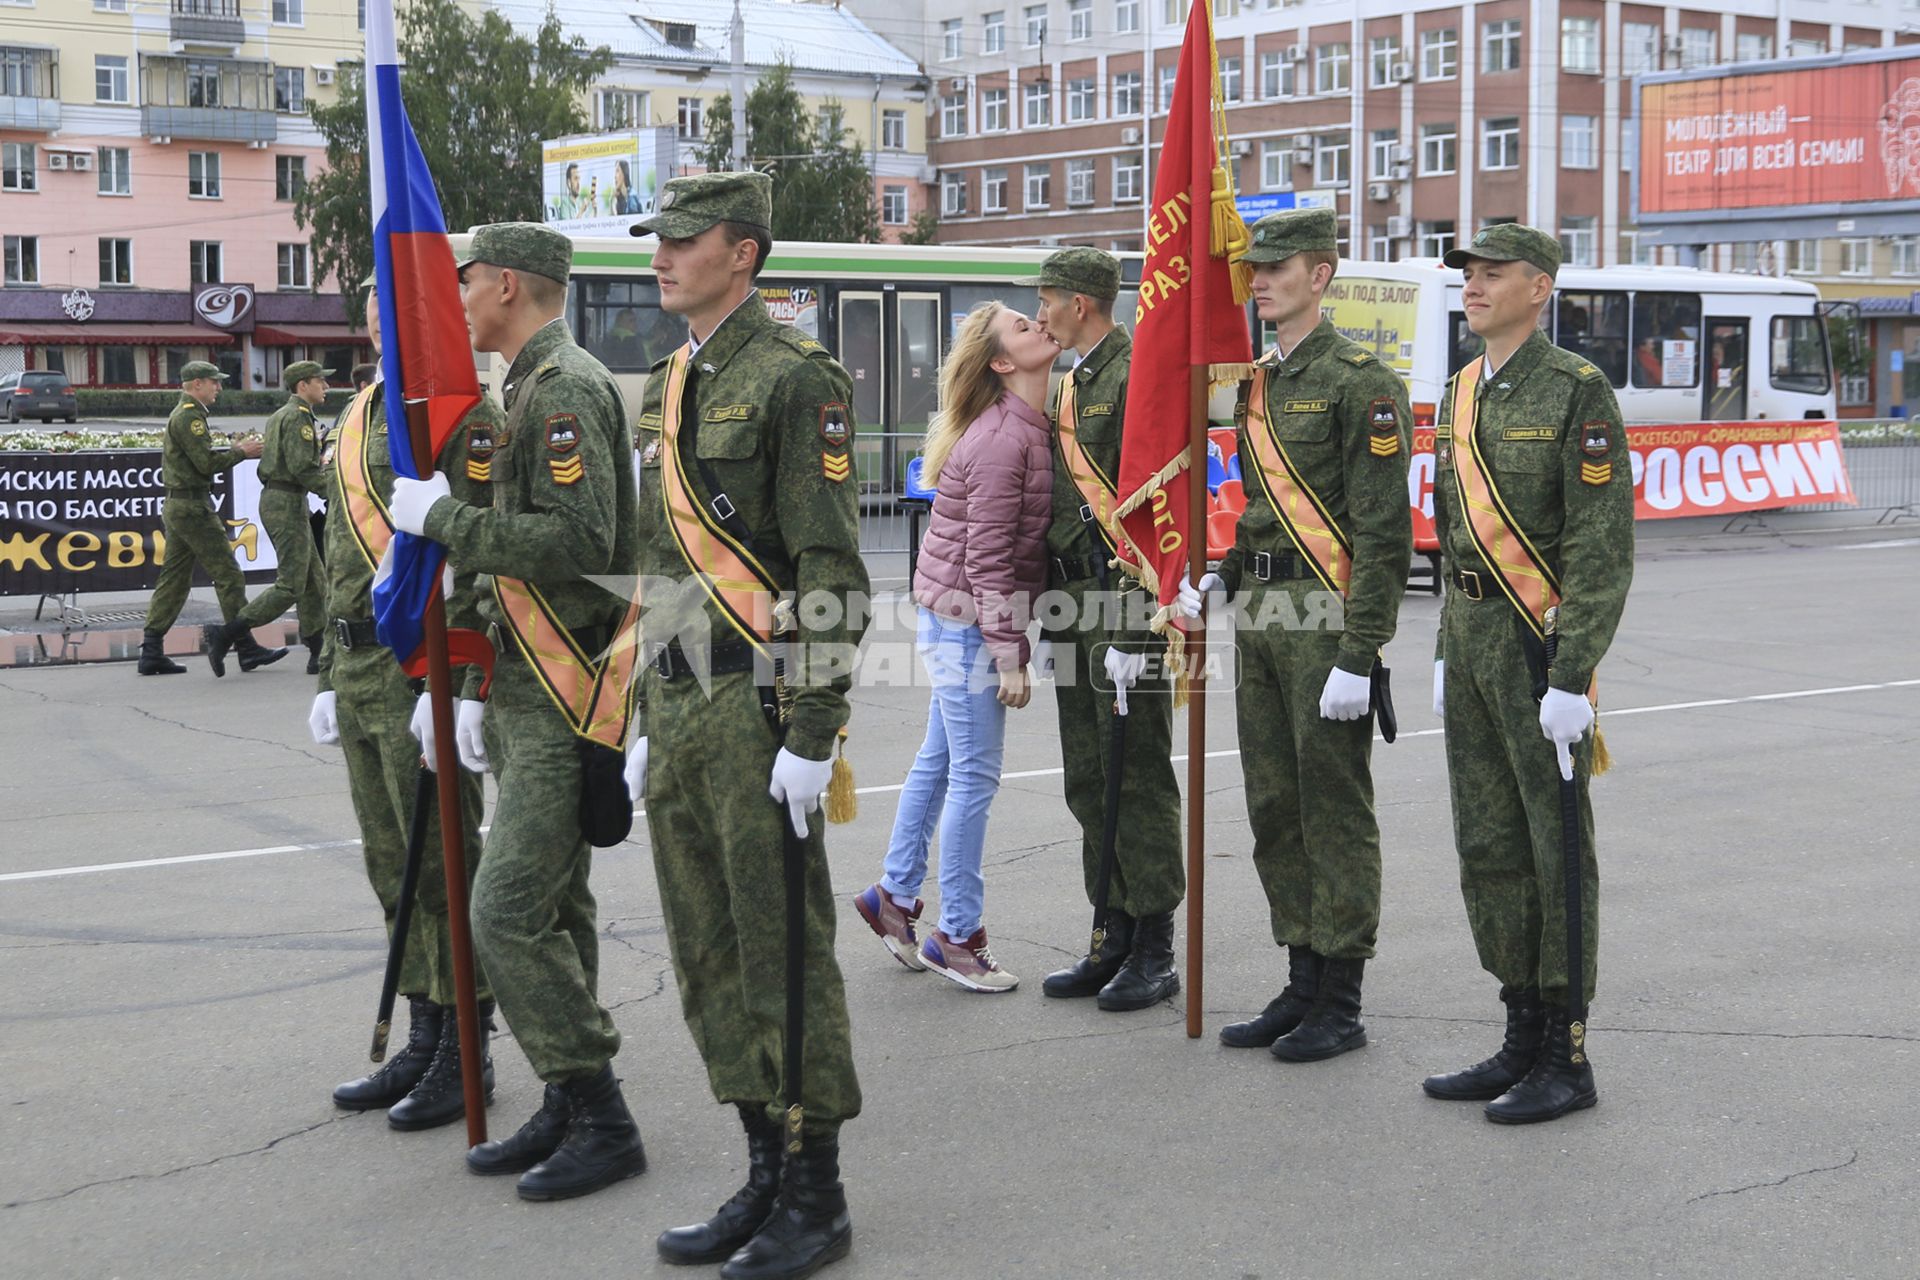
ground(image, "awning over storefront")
xmin=254 ymin=323 xmax=374 ymax=346
xmin=0 ymin=324 xmax=236 ymax=346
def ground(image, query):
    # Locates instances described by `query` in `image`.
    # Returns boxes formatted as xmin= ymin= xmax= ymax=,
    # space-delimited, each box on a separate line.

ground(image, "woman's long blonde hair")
xmin=920 ymin=301 xmax=1009 ymax=486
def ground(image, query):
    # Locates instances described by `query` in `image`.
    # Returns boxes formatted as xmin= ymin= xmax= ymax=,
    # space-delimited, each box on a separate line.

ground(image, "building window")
xmin=1025 ymin=162 xmax=1051 ymax=209
xmin=1316 ymin=43 xmax=1349 ymax=94
xmin=1789 ymin=37 xmax=1825 ymax=58
xmin=96 ymin=0 xmax=129 ymax=9
xmin=1788 ymin=240 xmax=1818 ymax=274
xmin=1369 ymin=37 xmax=1401 ymax=89
xmin=186 ymin=60 xmax=223 ymax=108
xmin=1892 ymin=236 xmax=1920 ymax=277
xmin=1157 ymin=64 xmax=1176 ymax=112
xmin=1112 ymin=70 xmax=1141 ymax=116
xmin=188 ymin=150 xmax=221 ymax=198
xmin=1735 ymin=33 xmax=1774 ymax=62
xmin=1066 ymin=157 xmax=1096 ymax=205
xmin=1315 ymin=138 xmax=1349 ymax=186
xmin=1024 ymin=79 xmax=1051 ymax=126
xmin=272 ymin=0 xmax=302 ymax=22
xmin=1559 ymin=216 xmax=1597 ymax=267
xmin=881 ymin=185 xmax=908 ymax=226
xmin=96 ymin=54 xmax=130 ymax=103
xmin=1623 ymin=23 xmax=1659 ymax=75
xmin=1257 ymin=139 xmax=1290 ymax=190
xmin=190 ymin=240 xmax=222 ymax=284
xmin=1368 ymin=226 xmax=1394 ymax=261
xmin=1115 ymin=152 xmax=1143 ymax=202
xmin=982 ymin=87 xmax=1008 ymax=131
xmin=274 ymin=66 xmax=305 ymax=113
xmin=1218 ymin=56 xmax=1241 ymax=102
xmin=1068 ymin=0 xmax=1092 ymax=40
xmin=1560 ymin=115 xmax=1597 ymax=169
xmin=2 ymin=142 xmax=36 ymax=193
xmin=98 ymin=146 xmax=131 ymax=195
xmin=1261 ymin=52 xmax=1295 ymax=99
xmin=983 ymin=10 xmax=1006 ymax=52
xmin=1115 ymin=0 xmax=1140 ymax=35
xmin=98 ymin=237 xmax=133 ymax=286
xmin=595 ymin=88 xmax=648 ymax=130
xmin=982 ymin=166 xmax=1008 ymax=212
xmin=1420 ymin=122 xmax=1457 ymax=175
xmin=881 ymin=109 xmax=906 ymax=150
xmin=1482 ymin=117 xmax=1520 ymax=170
xmin=1560 ymin=18 xmax=1599 ymax=73
xmin=3 ymin=235 xmax=37 ymax=285
xmin=677 ymin=97 xmax=703 ymax=139
xmin=1025 ymin=4 xmax=1047 ymax=47
xmin=1420 ymin=28 xmax=1458 ymax=81
xmin=941 ymin=171 xmax=968 ymax=216
xmin=1067 ymin=77 xmax=1096 ymax=121
xmin=1213 ymin=0 xmax=1238 ymax=15
xmin=1680 ymin=29 xmax=1715 ymax=70
xmin=941 ymin=94 xmax=966 ymax=137
xmin=1370 ymin=128 xmax=1398 ymax=177
xmin=941 ymin=18 xmax=963 ymax=60
xmin=274 ymin=154 xmax=305 ymax=202
xmin=1840 ymin=238 xmax=1873 ymax=276
xmin=1620 ymin=231 xmax=1656 ymax=267
xmin=1418 ymin=220 xmax=1456 ymax=258
xmin=278 ymin=242 xmax=311 ymax=289
xmin=1483 ymin=19 xmax=1521 ymax=73
xmin=101 ymin=346 xmax=137 ymax=384
xmin=1163 ymin=0 xmax=1186 ymax=22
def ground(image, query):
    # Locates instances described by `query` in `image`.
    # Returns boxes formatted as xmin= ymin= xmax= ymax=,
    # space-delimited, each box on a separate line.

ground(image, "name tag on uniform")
xmin=1501 ymin=427 xmax=1557 ymax=441
xmin=1082 ymin=402 xmax=1115 ymax=416
xmin=704 ymin=404 xmax=755 ymax=422
xmin=1282 ymin=399 xmax=1329 ymax=413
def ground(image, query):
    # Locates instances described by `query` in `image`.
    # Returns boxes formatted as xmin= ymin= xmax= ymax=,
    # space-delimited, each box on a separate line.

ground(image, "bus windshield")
xmin=1770 ymin=315 xmax=1833 ymax=395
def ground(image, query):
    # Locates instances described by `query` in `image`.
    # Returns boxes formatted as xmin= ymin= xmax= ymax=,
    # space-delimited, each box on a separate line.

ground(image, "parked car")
xmin=1 ymin=371 xmax=79 ymax=424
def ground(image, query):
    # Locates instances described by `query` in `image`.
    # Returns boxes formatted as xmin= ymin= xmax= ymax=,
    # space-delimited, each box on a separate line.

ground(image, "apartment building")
xmin=0 ymin=0 xmax=369 ymax=390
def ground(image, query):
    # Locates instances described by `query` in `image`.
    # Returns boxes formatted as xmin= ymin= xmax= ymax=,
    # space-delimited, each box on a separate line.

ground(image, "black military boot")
xmin=1421 ymin=986 xmax=1546 ymax=1101
xmin=387 ymin=999 xmax=495 ymax=1131
xmin=303 ymin=633 xmax=323 ymax=676
xmin=1220 ymin=946 xmax=1321 ymax=1047
xmin=331 ymin=997 xmax=442 ymax=1110
xmin=137 ymin=631 xmax=186 ymax=676
xmin=1269 ymin=956 xmax=1367 ymax=1061
xmin=1484 ymin=1007 xmax=1597 ymax=1125
xmin=467 ymin=1083 xmax=569 ymax=1175
xmin=1041 ymin=909 xmax=1133 ymax=999
xmin=516 ymin=1064 xmax=647 ymax=1201
xmin=657 ymin=1104 xmax=785 ymax=1265
xmin=719 ymin=1131 xmax=852 ymax=1280
xmin=235 ymin=630 xmax=289 ymax=672
xmin=204 ymin=620 xmax=243 ymax=677
xmin=1096 ymin=910 xmax=1179 ymax=1011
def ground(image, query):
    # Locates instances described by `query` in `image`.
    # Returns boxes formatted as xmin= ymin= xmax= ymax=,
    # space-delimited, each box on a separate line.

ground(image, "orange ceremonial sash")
xmin=332 ymin=385 xmax=392 ymax=572
xmin=1241 ymin=366 xmax=1353 ymax=596
xmin=1055 ymin=377 xmax=1143 ymax=577
xmin=1447 ymin=356 xmax=1563 ymax=640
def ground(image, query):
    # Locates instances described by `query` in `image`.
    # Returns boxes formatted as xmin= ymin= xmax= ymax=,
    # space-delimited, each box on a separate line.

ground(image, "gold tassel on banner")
xmin=1590 ymin=722 xmax=1612 ymax=776
xmin=1207 ymin=169 xmax=1255 ymax=304
xmin=824 ymin=726 xmax=858 ymax=823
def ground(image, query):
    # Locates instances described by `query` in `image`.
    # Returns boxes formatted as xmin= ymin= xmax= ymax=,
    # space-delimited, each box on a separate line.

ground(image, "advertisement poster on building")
xmin=541 ymin=130 xmax=676 ymax=236
xmin=759 ymin=286 xmax=820 ymax=340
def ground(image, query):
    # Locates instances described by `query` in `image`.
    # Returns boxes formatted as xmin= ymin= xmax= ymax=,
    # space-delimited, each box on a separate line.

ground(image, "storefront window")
xmin=101 ymin=346 xmax=137 ymax=384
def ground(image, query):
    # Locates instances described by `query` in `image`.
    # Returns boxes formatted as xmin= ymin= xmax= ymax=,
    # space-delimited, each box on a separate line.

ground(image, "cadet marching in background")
xmin=136 ymin=362 xmax=286 ymax=676
xmin=1422 ymin=223 xmax=1633 ymax=1124
xmin=389 ymin=223 xmax=648 ymax=1199
xmin=1179 ymin=208 xmax=1413 ymax=1062
xmin=627 ymin=172 xmax=867 ymax=1280
xmin=1030 ymin=247 xmax=1187 ymax=1013
xmin=316 ymin=279 xmax=496 ymax=1135
xmin=207 ymin=361 xmax=332 ymax=677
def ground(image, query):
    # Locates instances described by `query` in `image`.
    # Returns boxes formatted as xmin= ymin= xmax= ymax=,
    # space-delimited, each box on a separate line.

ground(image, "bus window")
xmin=1448 ymin=312 xmax=1484 ymax=375
xmin=1554 ymin=290 xmax=1627 ymax=387
xmin=1630 ymin=291 xmax=1702 ymax=388
xmin=576 ymin=278 xmax=684 ymax=372
xmin=1770 ymin=315 xmax=1833 ymax=396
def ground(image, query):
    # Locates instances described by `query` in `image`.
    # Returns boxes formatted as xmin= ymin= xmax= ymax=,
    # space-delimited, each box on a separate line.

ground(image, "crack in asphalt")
xmin=122 ymin=704 xmax=340 ymax=767
xmin=1687 ymin=1148 xmax=1860 ymax=1204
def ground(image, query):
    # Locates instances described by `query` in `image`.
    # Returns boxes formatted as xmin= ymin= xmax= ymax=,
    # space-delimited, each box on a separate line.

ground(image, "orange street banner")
xmin=1111 ymin=0 xmax=1252 ymax=630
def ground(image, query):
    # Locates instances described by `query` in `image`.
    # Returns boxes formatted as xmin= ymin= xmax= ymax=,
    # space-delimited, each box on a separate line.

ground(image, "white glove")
xmin=1319 ymin=666 xmax=1372 ymax=721
xmin=388 ymin=472 xmax=451 ymax=536
xmin=769 ymin=747 xmax=835 ymax=838
xmin=308 ymin=691 xmax=339 ymax=746
xmin=1033 ymin=638 xmax=1055 ymax=679
xmin=1432 ymin=659 xmax=1445 ymax=720
xmin=454 ymin=698 xmax=488 ymax=773
xmin=1539 ymin=687 xmax=1595 ymax=782
xmin=1175 ymin=571 xmax=1224 ymax=619
xmin=624 ymin=736 xmax=649 ymax=805
xmin=408 ymin=690 xmax=438 ymax=768
xmin=1104 ymin=646 xmax=1149 ymax=716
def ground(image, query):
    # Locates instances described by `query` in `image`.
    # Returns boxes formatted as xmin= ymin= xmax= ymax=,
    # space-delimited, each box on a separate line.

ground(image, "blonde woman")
xmin=854 ymin=302 xmax=1057 ymax=992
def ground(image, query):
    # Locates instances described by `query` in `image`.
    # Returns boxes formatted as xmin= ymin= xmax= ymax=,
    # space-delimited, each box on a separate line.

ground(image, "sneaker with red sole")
xmin=920 ymin=927 xmax=1020 ymax=993
xmin=853 ymin=883 xmax=927 ymax=971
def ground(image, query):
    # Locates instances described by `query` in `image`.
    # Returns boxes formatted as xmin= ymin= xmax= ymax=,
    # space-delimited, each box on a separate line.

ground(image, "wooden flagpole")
xmin=1184 ymin=365 xmax=1208 ymax=1039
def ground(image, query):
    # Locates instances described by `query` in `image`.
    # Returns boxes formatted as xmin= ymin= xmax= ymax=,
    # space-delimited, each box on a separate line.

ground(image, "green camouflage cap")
xmin=1444 ymin=222 xmax=1562 ymax=278
xmin=181 ymin=361 xmax=227 ymax=382
xmin=1036 ymin=247 xmax=1120 ymax=302
xmin=360 ymin=270 xmax=376 ymax=289
xmin=631 ymin=171 xmax=773 ymax=239
xmin=282 ymin=360 xmax=333 ymax=390
xmin=1237 ymin=207 xmax=1337 ymax=264
xmin=455 ymin=222 xmax=574 ymax=285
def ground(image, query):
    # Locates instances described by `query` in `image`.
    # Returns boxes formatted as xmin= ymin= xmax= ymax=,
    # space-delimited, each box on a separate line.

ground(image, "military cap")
xmin=1443 ymin=222 xmax=1562 ymax=278
xmin=1036 ymin=246 xmax=1120 ymax=302
xmin=455 ymin=222 xmax=574 ymax=285
xmin=360 ymin=270 xmax=377 ymax=289
xmin=631 ymin=171 xmax=773 ymax=239
xmin=180 ymin=361 xmax=227 ymax=382
xmin=1237 ymin=207 xmax=1338 ymax=264
xmin=282 ymin=360 xmax=333 ymax=390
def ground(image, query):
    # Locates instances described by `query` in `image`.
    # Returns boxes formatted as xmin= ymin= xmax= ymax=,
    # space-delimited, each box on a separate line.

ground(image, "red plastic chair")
xmin=1410 ymin=506 xmax=1442 ymax=595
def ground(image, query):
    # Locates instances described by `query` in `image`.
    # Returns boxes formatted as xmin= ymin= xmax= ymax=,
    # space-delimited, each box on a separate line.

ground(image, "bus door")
xmin=892 ymin=291 xmax=942 ymax=491
xmin=835 ymin=290 xmax=886 ymax=492
xmin=1704 ymin=318 xmax=1748 ymax=421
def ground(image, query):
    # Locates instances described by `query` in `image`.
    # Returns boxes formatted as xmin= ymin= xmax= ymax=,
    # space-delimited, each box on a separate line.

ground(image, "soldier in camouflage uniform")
xmin=392 ymin=223 xmax=647 ymax=1198
xmin=137 ymin=363 xmax=284 ymax=675
xmin=627 ymin=173 xmax=866 ymax=1280
xmin=1031 ymin=247 xmax=1185 ymax=1012
xmin=1180 ymin=208 xmax=1412 ymax=1062
xmin=208 ymin=360 xmax=332 ymax=677
xmin=1420 ymin=223 xmax=1632 ymax=1124
xmin=319 ymin=281 xmax=495 ymax=1136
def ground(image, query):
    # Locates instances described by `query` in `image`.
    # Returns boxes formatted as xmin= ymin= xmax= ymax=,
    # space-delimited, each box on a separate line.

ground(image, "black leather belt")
xmin=331 ymin=617 xmax=382 ymax=649
xmin=261 ymin=479 xmax=306 ymax=495
xmin=1451 ymin=568 xmax=1491 ymax=600
xmin=1248 ymin=550 xmax=1313 ymax=582
xmin=1050 ymin=555 xmax=1102 ymax=582
xmin=652 ymin=637 xmax=759 ymax=681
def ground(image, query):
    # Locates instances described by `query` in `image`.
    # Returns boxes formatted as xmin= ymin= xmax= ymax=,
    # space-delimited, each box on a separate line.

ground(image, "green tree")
xmin=899 ymin=210 xmax=941 ymax=246
xmin=698 ymin=63 xmax=880 ymax=244
xmin=296 ymin=0 xmax=611 ymax=320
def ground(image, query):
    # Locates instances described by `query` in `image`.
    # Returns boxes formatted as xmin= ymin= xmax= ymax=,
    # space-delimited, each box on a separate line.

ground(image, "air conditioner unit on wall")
xmin=1391 ymin=143 xmax=1413 ymax=163
xmin=1390 ymin=61 xmax=1413 ymax=83
xmin=1292 ymin=134 xmax=1317 ymax=155
xmin=71 ymin=151 xmax=93 ymax=172
xmin=1121 ymin=126 xmax=1141 ymax=144
xmin=1231 ymin=139 xmax=1252 ymax=156
xmin=1385 ymin=215 xmax=1411 ymax=238
xmin=950 ymin=76 xmax=966 ymax=92
xmin=1391 ymin=159 xmax=1411 ymax=179
xmin=1367 ymin=180 xmax=1394 ymax=201
xmin=315 ymin=66 xmax=335 ymax=86
xmin=46 ymin=153 xmax=68 ymax=170
xmin=1663 ymin=34 xmax=1684 ymax=55
xmin=1282 ymin=44 xmax=1306 ymax=63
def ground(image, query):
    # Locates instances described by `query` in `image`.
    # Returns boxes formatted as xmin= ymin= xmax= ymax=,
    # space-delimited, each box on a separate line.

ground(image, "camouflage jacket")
xmin=160 ymin=395 xmax=243 ymax=491
xmin=258 ymin=396 xmax=327 ymax=494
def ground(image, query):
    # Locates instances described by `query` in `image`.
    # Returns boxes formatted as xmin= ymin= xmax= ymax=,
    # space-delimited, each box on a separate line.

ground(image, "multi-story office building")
xmin=0 ymin=0 xmax=368 ymax=391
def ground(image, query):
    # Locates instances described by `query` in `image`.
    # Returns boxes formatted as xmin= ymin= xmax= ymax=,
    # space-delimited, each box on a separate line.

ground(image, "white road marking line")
xmin=6 ymin=677 xmax=1917 ymax=884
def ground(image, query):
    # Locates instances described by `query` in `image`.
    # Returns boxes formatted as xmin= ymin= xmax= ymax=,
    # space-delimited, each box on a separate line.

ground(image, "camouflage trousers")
xmin=144 ymin=495 xmax=248 ymax=632
xmin=475 ymin=656 xmax=620 ymax=1083
xmin=1043 ymin=579 xmax=1185 ymax=919
xmin=1233 ymin=601 xmax=1380 ymax=960
xmin=237 ymin=489 xmax=326 ymax=635
xmin=331 ymin=644 xmax=488 ymax=1008
xmin=644 ymin=668 xmax=860 ymax=1136
xmin=1441 ymin=595 xmax=1600 ymax=1007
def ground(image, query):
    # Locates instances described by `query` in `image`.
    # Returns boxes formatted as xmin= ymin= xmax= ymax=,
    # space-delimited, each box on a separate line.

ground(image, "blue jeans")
xmin=880 ymin=608 xmax=1008 ymax=940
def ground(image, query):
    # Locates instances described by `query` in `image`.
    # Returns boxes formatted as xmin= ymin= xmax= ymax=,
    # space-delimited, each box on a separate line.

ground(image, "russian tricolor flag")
xmin=366 ymin=0 xmax=481 ymax=669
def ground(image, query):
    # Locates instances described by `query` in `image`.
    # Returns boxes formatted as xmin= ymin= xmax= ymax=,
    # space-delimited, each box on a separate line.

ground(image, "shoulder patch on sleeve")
xmin=545 ymin=413 xmax=580 ymax=454
xmin=821 ymin=451 xmax=851 ymax=483
xmin=818 ymin=402 xmax=852 ymax=447
xmin=1580 ymin=460 xmax=1613 ymax=486
xmin=550 ymin=455 xmax=585 ymax=486
xmin=1368 ymin=398 xmax=1402 ymax=456
xmin=1581 ymin=422 xmax=1612 ymax=457
xmin=190 ymin=418 xmax=207 ymax=436
xmin=300 ymin=424 xmax=315 ymax=442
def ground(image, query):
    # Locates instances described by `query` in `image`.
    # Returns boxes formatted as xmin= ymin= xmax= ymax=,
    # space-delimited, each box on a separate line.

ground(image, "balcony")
xmin=0 ymin=47 xmax=60 ymax=132
xmin=140 ymin=55 xmax=276 ymax=144
xmin=170 ymin=0 xmax=245 ymax=49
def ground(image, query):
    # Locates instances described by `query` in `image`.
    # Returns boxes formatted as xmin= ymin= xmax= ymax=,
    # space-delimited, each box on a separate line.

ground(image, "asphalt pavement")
xmin=2 ymin=521 xmax=1916 ymax=1279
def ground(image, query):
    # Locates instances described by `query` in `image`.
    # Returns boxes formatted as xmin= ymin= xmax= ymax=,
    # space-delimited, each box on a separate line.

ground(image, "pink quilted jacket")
xmin=912 ymin=391 xmax=1054 ymax=669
